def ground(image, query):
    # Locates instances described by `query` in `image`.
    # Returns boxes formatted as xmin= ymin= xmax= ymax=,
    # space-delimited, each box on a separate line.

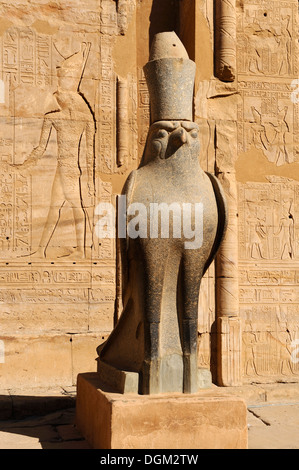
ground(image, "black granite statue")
xmin=97 ymin=32 xmax=227 ymax=395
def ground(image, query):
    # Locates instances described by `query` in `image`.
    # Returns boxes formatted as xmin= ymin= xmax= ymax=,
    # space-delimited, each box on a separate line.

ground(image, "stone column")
xmin=215 ymin=121 xmax=242 ymax=386
xmin=214 ymin=0 xmax=236 ymax=82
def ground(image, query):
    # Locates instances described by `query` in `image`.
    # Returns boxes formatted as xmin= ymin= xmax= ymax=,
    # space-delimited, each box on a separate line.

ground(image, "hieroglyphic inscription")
xmin=0 ymin=264 xmax=116 ymax=332
xmin=0 ymin=172 xmax=31 ymax=257
xmin=1 ymin=28 xmax=54 ymax=89
xmin=239 ymin=178 xmax=299 ymax=261
xmin=0 ymin=265 xmax=114 ymax=287
xmin=0 ymin=21 xmax=119 ymax=336
xmin=237 ymin=1 xmax=298 ymax=78
xmin=94 ymin=180 xmax=115 ymax=261
xmin=98 ymin=35 xmax=117 ymax=173
xmin=128 ymin=74 xmax=138 ymax=162
xmin=98 ymin=34 xmax=138 ymax=173
xmin=237 ymin=80 xmax=299 ymax=165
xmin=236 ymin=0 xmax=299 ymax=165
xmin=137 ymin=67 xmax=150 ymax=150
xmin=238 ymin=179 xmax=299 ymax=380
xmin=116 ymin=74 xmax=138 ymax=168
xmin=241 ymin=273 xmax=299 ymax=380
xmin=101 ymin=0 xmax=118 ymax=35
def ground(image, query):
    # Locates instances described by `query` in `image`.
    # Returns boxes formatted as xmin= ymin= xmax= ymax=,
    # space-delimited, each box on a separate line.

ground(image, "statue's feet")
xmin=140 ymin=359 xmax=160 ymax=395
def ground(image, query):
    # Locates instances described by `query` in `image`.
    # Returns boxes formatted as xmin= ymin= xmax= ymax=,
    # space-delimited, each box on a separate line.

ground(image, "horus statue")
xmin=97 ymin=32 xmax=227 ymax=395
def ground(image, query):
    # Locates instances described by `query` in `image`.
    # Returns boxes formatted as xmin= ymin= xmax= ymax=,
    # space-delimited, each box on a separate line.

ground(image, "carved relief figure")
xmin=249 ymin=105 xmax=290 ymax=166
xmin=243 ymin=320 xmax=258 ymax=377
xmin=238 ymin=3 xmax=295 ymax=77
xmin=239 ymin=178 xmax=299 ymax=380
xmin=277 ymin=16 xmax=292 ymax=76
xmin=237 ymin=1 xmax=298 ymax=166
xmin=271 ymin=107 xmax=290 ymax=166
xmin=14 ymin=43 xmax=95 ymax=259
xmin=239 ymin=181 xmax=299 ymax=261
xmin=247 ymin=40 xmax=260 ymax=74
xmin=246 ymin=202 xmax=268 ymax=259
xmin=274 ymin=198 xmax=294 ymax=259
xmin=249 ymin=106 xmax=267 ymax=151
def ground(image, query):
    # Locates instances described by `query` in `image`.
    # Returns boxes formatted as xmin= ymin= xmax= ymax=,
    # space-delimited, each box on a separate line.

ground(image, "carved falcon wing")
xmin=203 ymin=171 xmax=228 ymax=276
xmin=115 ymin=169 xmax=137 ymax=315
xmin=97 ymin=169 xmax=137 ymax=358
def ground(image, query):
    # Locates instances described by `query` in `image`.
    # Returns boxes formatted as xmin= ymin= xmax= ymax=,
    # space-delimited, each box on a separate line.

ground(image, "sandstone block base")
xmin=76 ymin=372 xmax=248 ymax=449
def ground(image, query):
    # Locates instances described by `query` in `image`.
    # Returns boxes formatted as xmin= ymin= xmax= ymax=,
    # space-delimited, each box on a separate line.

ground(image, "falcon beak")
xmin=164 ymin=125 xmax=188 ymax=159
xmin=173 ymin=126 xmax=187 ymax=146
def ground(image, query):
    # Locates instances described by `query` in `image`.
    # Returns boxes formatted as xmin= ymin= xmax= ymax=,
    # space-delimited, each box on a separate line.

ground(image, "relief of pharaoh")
xmin=98 ymin=32 xmax=227 ymax=394
xmin=13 ymin=43 xmax=95 ymax=259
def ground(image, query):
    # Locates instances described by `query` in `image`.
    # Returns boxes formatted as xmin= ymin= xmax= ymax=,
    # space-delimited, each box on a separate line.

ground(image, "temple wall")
xmin=193 ymin=0 xmax=299 ymax=385
xmin=0 ymin=0 xmax=298 ymax=389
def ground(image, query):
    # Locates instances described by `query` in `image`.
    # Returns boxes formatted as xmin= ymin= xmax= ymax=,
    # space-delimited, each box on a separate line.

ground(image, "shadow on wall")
xmin=149 ymin=0 xmax=180 ymax=50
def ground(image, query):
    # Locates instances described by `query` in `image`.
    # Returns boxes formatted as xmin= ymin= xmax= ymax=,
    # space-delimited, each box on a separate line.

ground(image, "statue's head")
xmin=141 ymin=32 xmax=199 ymax=166
xmin=140 ymin=120 xmax=200 ymax=166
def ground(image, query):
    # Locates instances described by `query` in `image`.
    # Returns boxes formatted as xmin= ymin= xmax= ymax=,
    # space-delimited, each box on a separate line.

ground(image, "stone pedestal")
xmin=76 ymin=372 xmax=248 ymax=449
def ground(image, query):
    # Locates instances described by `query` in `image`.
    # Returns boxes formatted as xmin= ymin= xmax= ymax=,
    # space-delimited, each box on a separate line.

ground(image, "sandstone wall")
xmin=193 ymin=0 xmax=299 ymax=385
xmin=0 ymin=0 xmax=177 ymax=389
xmin=0 ymin=0 xmax=298 ymax=389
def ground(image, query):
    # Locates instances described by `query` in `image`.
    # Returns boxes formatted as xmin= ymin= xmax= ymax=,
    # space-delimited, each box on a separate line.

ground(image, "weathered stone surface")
xmin=214 ymin=0 xmax=236 ymax=82
xmin=76 ymin=372 xmax=248 ymax=449
xmin=0 ymin=0 xmax=298 ymax=393
xmin=234 ymin=2 xmax=299 ymax=389
xmin=194 ymin=0 xmax=299 ymax=387
xmin=0 ymin=0 xmax=137 ymax=388
xmin=0 ymin=333 xmax=101 ymax=388
xmin=144 ymin=32 xmax=196 ymax=123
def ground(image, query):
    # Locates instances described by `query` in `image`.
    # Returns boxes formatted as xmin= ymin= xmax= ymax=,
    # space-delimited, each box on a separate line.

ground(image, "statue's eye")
xmin=157 ymin=129 xmax=168 ymax=138
xmin=190 ymin=130 xmax=198 ymax=139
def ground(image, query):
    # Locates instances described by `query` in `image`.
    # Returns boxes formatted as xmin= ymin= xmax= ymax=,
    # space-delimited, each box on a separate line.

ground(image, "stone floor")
xmin=0 ymin=385 xmax=90 ymax=449
xmin=0 ymin=408 xmax=91 ymax=449
xmin=247 ymin=402 xmax=299 ymax=449
xmin=0 ymin=383 xmax=299 ymax=449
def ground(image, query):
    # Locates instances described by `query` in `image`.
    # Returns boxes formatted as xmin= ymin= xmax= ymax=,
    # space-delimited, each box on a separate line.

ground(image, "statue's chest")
xmin=127 ymin=166 xmax=218 ymax=249
xmin=132 ymin=164 xmax=212 ymax=206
